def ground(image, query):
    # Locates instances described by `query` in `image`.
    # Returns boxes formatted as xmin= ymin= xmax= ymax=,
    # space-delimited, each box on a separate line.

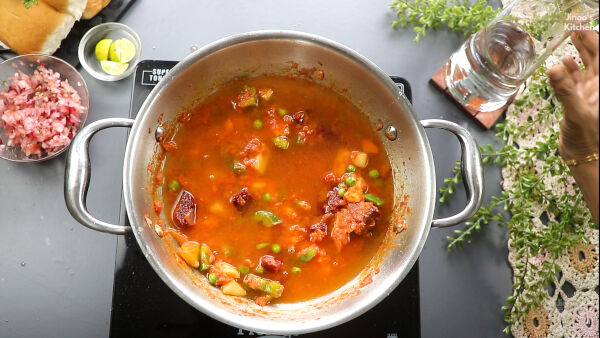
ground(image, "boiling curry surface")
xmin=154 ymin=75 xmax=396 ymax=305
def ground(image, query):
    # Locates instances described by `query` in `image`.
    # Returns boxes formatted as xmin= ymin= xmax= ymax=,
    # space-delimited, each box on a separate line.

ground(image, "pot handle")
xmin=421 ymin=119 xmax=484 ymax=228
xmin=64 ymin=118 xmax=135 ymax=235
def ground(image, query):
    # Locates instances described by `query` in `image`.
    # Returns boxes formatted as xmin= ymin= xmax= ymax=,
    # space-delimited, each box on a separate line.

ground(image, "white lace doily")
xmin=503 ymin=40 xmax=599 ymax=338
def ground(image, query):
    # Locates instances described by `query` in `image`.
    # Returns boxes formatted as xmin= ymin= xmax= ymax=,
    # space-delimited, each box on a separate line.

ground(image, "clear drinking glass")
xmin=445 ymin=0 xmax=599 ymax=112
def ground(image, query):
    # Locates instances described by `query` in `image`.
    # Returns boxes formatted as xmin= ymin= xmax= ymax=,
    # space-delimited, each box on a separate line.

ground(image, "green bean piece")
xmin=345 ymin=176 xmax=357 ymax=187
xmin=232 ymin=161 xmax=246 ymax=175
xmin=368 ymin=169 xmax=380 ymax=179
xmin=243 ymin=274 xmax=284 ymax=298
xmin=338 ymin=188 xmax=346 ymax=197
xmin=271 ymin=244 xmax=281 ymax=254
xmin=256 ymin=242 xmax=270 ymax=249
xmin=346 ymin=165 xmax=356 ymax=173
xmin=364 ymin=193 xmax=384 ymax=206
xmin=277 ymin=108 xmax=288 ymax=117
xmin=273 ymin=136 xmax=289 ymax=150
xmin=262 ymin=193 xmax=271 ymax=202
xmin=208 ymin=273 xmax=218 ymax=285
xmin=253 ymin=119 xmax=263 ymax=129
xmin=291 ymin=267 xmax=302 ymax=274
xmin=238 ymin=266 xmax=250 ymax=275
xmin=299 ymin=247 xmax=316 ymax=262
xmin=253 ymin=210 xmax=283 ymax=227
xmin=200 ymin=244 xmax=212 ymax=271
xmin=168 ymin=180 xmax=181 ymax=191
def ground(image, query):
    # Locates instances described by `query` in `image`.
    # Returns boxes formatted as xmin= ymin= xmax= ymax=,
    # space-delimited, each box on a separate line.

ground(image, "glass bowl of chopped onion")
xmin=0 ymin=54 xmax=89 ymax=162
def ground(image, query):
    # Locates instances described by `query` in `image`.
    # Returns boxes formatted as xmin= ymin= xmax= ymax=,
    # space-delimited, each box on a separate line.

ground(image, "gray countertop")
xmin=0 ymin=1 xmax=511 ymax=337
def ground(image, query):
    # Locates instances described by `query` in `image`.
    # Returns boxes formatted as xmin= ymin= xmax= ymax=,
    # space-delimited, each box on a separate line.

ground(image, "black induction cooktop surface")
xmin=110 ymin=60 xmax=420 ymax=338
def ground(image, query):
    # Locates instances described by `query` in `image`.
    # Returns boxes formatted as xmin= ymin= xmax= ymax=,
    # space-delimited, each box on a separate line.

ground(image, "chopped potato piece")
xmin=296 ymin=200 xmax=311 ymax=210
xmin=333 ymin=149 xmax=351 ymax=176
xmin=258 ymin=88 xmax=274 ymax=101
xmin=167 ymin=229 xmax=189 ymax=246
xmin=213 ymin=261 xmax=240 ymax=279
xmin=361 ymin=139 xmax=379 ymax=154
xmin=351 ymin=151 xmax=368 ymax=168
xmin=250 ymin=153 xmax=269 ymax=174
xmin=343 ymin=186 xmax=364 ymax=202
xmin=221 ymin=280 xmax=247 ymax=296
xmin=177 ymin=241 xmax=200 ymax=268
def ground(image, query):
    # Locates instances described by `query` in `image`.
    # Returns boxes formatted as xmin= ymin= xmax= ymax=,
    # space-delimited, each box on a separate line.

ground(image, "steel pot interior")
xmin=123 ymin=31 xmax=435 ymax=334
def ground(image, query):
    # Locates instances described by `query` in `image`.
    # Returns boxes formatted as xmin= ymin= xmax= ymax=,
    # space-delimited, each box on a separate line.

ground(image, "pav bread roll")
xmin=43 ymin=0 xmax=87 ymax=19
xmin=0 ymin=0 xmax=77 ymax=54
xmin=82 ymin=0 xmax=111 ymax=19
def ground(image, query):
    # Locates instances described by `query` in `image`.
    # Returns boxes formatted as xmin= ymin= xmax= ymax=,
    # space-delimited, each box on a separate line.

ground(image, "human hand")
xmin=547 ymin=29 xmax=599 ymax=161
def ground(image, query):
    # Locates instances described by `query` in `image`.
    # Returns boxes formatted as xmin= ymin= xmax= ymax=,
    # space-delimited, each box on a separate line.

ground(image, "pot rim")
xmin=122 ymin=30 xmax=435 ymax=334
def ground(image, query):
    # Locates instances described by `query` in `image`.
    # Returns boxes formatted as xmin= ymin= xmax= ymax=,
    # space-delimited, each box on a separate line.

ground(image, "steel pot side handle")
xmin=421 ymin=119 xmax=484 ymax=228
xmin=64 ymin=118 xmax=135 ymax=235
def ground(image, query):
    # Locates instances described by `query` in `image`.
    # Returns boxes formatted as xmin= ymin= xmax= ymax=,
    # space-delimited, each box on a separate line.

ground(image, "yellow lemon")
xmin=94 ymin=38 xmax=112 ymax=61
xmin=100 ymin=60 xmax=129 ymax=76
xmin=108 ymin=38 xmax=136 ymax=63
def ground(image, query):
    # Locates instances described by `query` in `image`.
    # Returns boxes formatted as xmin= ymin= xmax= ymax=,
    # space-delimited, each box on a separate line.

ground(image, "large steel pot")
xmin=64 ymin=31 xmax=484 ymax=334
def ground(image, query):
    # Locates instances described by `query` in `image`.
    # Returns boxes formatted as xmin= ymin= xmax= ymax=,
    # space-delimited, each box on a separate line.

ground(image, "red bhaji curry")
xmin=153 ymin=75 xmax=396 ymax=305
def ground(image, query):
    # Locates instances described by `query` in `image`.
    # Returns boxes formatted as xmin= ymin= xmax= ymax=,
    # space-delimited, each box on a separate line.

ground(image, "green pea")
xmin=277 ymin=108 xmax=288 ymax=117
xmin=208 ymin=273 xmax=218 ymax=285
xmin=262 ymin=193 xmax=271 ymax=202
xmin=291 ymin=266 xmax=302 ymax=274
xmin=168 ymin=180 xmax=181 ymax=191
xmin=271 ymin=244 xmax=281 ymax=254
xmin=253 ymin=119 xmax=263 ymax=129
xmin=369 ymin=169 xmax=380 ymax=178
xmin=273 ymin=136 xmax=289 ymax=150
xmin=345 ymin=177 xmax=357 ymax=187
xmin=338 ymin=188 xmax=346 ymax=197
xmin=346 ymin=165 xmax=356 ymax=172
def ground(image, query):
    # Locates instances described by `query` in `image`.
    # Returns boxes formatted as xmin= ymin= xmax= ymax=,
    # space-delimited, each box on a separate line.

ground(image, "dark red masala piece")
xmin=229 ymin=187 xmax=253 ymax=211
xmin=259 ymin=255 xmax=283 ymax=272
xmin=323 ymin=188 xmax=346 ymax=214
xmin=309 ymin=220 xmax=328 ymax=242
xmin=172 ymin=190 xmax=197 ymax=228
